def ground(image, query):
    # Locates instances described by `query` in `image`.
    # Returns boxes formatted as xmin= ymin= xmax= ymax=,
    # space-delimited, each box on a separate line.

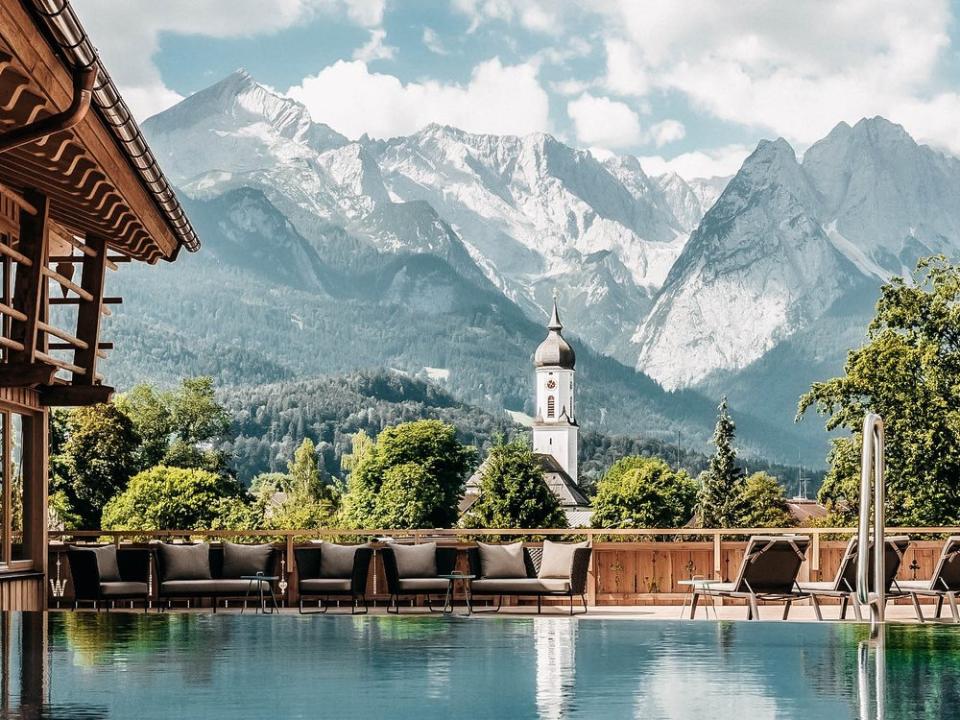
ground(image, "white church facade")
xmin=462 ymin=299 xmax=592 ymax=527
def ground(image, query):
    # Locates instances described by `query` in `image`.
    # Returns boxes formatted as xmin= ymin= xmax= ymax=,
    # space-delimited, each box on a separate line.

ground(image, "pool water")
xmin=2 ymin=613 xmax=959 ymax=719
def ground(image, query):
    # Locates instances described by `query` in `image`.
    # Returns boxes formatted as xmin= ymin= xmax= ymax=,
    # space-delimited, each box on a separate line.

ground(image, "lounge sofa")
xmin=294 ymin=542 xmax=373 ymax=614
xmin=66 ymin=544 xmax=151 ymax=611
xmin=381 ymin=542 xmax=459 ymax=613
xmin=155 ymin=541 xmax=277 ymax=612
xmin=467 ymin=540 xmax=592 ymax=615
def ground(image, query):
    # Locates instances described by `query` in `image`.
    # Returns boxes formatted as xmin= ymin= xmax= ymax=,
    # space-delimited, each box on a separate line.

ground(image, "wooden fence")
xmin=47 ymin=527 xmax=960 ymax=608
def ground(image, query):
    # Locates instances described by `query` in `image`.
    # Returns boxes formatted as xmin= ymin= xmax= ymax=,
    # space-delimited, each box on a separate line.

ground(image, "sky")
xmin=73 ymin=0 xmax=960 ymax=180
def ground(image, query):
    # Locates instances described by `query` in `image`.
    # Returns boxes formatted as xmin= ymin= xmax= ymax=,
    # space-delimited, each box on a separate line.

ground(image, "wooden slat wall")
xmin=0 ymin=576 xmax=43 ymax=610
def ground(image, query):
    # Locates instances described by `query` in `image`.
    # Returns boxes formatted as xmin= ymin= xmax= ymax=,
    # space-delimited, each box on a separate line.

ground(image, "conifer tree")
xmin=697 ymin=397 xmax=745 ymax=528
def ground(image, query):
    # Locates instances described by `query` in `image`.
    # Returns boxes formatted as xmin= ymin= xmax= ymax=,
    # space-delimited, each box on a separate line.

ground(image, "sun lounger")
xmin=899 ymin=536 xmax=960 ymax=622
xmin=690 ymin=535 xmax=815 ymax=620
xmin=798 ymin=535 xmax=912 ymax=620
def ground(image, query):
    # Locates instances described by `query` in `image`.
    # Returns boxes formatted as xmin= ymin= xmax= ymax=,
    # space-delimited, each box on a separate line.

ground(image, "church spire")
xmin=547 ymin=296 xmax=562 ymax=332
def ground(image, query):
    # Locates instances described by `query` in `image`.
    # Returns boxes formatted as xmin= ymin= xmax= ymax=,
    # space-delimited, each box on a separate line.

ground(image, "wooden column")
xmin=72 ymin=234 xmax=107 ymax=383
xmin=21 ymin=411 xmax=48 ymax=585
xmin=8 ymin=189 xmax=48 ymax=365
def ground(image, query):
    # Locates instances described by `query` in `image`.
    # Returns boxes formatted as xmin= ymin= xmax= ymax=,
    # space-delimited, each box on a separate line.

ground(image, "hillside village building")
xmin=463 ymin=300 xmax=592 ymax=527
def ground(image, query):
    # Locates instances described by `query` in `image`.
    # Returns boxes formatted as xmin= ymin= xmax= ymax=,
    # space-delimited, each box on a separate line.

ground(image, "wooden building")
xmin=0 ymin=0 xmax=198 ymax=610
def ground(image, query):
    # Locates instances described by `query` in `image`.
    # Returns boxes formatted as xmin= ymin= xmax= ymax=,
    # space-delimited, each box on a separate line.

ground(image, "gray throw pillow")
xmin=538 ymin=540 xmax=588 ymax=579
xmin=477 ymin=542 xmax=527 ymax=578
xmin=71 ymin=545 xmax=121 ymax=582
xmin=391 ymin=542 xmax=437 ymax=578
xmin=158 ymin=542 xmax=212 ymax=581
xmin=319 ymin=542 xmax=359 ymax=579
xmin=222 ymin=542 xmax=273 ymax=578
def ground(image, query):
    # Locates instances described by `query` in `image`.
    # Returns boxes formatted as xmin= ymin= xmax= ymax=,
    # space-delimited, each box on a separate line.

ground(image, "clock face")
xmin=546 ymin=379 xmax=557 ymax=390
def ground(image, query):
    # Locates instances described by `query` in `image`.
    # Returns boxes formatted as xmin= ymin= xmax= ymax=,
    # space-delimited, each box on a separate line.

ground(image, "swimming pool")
xmin=2 ymin=613 xmax=959 ymax=719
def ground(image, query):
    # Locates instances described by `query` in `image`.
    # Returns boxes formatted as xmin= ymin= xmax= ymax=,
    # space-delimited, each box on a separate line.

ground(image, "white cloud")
xmin=422 ymin=27 xmax=448 ymax=55
xmin=288 ymin=58 xmax=551 ymax=139
xmin=353 ymin=29 xmax=396 ymax=62
xmin=598 ymin=0 xmax=959 ymax=152
xmin=71 ymin=0 xmax=385 ymax=119
xmin=567 ymin=93 xmax=643 ymax=149
xmin=648 ymin=119 xmax=685 ymax=147
xmin=640 ymin=144 xmax=752 ymax=180
xmin=452 ymin=0 xmax=561 ymax=34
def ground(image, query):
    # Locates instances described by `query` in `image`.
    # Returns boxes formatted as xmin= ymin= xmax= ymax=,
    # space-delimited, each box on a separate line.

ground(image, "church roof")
xmin=535 ymin=453 xmax=590 ymax=507
xmin=534 ymin=300 xmax=576 ymax=369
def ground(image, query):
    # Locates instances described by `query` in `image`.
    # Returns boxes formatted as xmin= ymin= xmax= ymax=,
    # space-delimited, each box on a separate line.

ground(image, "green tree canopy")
xmin=697 ymin=397 xmax=746 ymax=528
xmin=56 ymin=404 xmax=140 ymax=528
xmin=342 ymin=420 xmax=476 ymax=528
xmin=591 ymin=456 xmax=697 ymax=529
xmin=463 ymin=437 xmax=567 ymax=529
xmin=102 ymin=466 xmax=253 ymax=531
xmin=798 ymin=256 xmax=960 ymax=525
xmin=250 ymin=439 xmax=339 ymax=530
xmin=735 ymin=472 xmax=796 ymax=528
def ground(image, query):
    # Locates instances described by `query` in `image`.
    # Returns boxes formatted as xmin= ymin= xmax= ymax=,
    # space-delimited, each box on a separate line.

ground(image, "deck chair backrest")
xmin=833 ymin=537 xmax=861 ymax=592
xmin=733 ymin=536 xmax=810 ymax=593
xmin=879 ymin=536 xmax=910 ymax=591
xmin=929 ymin=536 xmax=960 ymax=591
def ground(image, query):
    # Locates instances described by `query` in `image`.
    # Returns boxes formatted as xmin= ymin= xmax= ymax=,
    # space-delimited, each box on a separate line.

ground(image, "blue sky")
xmin=74 ymin=0 xmax=960 ymax=179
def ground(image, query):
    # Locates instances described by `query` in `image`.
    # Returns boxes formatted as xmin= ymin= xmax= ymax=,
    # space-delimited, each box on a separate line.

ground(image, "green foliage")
xmin=101 ymin=466 xmax=253 ymax=531
xmin=114 ymin=384 xmax=173 ymax=469
xmin=463 ymin=437 xmax=567 ymax=529
xmin=697 ymin=398 xmax=746 ymax=528
xmin=735 ymin=472 xmax=796 ymax=528
xmin=250 ymin=439 xmax=339 ymax=530
xmin=591 ymin=456 xmax=697 ymax=529
xmin=55 ymin=404 xmax=140 ymax=528
xmin=343 ymin=420 xmax=476 ymax=528
xmin=798 ymin=257 xmax=960 ymax=525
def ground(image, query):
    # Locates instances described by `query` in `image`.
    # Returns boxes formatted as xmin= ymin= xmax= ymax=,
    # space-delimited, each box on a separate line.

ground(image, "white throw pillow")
xmin=538 ymin=540 xmax=589 ymax=579
xmin=477 ymin=541 xmax=527 ymax=578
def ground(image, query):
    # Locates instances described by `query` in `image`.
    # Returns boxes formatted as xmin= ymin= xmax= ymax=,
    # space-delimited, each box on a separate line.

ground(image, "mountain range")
xmin=101 ymin=69 xmax=960 ymax=468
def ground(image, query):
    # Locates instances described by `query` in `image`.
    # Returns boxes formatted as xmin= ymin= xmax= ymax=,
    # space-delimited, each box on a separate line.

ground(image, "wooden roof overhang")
xmin=0 ymin=0 xmax=198 ymax=263
xmin=0 ymin=1 xmax=200 ymax=406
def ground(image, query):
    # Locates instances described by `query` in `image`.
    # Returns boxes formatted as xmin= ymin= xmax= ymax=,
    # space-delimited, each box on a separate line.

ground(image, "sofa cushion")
xmin=478 ymin=542 xmax=527 ymax=578
xmin=99 ymin=581 xmax=149 ymax=597
xmin=70 ymin=544 xmax=121 ymax=582
xmin=391 ymin=542 xmax=437 ymax=578
xmin=160 ymin=579 xmax=263 ymax=596
xmin=538 ymin=540 xmax=588 ymax=579
xmin=318 ymin=542 xmax=359 ymax=579
xmin=222 ymin=541 xmax=273 ymax=578
xmin=472 ymin=578 xmax=571 ymax=594
xmin=158 ymin=543 xmax=212 ymax=581
xmin=301 ymin=578 xmax=352 ymax=593
xmin=398 ymin=578 xmax=449 ymax=593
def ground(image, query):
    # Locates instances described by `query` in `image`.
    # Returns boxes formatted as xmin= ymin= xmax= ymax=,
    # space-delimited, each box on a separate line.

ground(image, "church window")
xmin=547 ymin=395 xmax=555 ymax=418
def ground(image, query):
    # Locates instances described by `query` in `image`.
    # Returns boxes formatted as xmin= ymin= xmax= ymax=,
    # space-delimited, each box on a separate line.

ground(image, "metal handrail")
xmin=856 ymin=413 xmax=885 ymax=632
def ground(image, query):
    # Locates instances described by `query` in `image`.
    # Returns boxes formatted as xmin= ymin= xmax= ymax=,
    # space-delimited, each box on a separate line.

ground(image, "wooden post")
xmin=21 ymin=411 xmax=48 ymax=593
xmin=9 ymin=189 xmax=48 ymax=365
xmin=72 ymin=235 xmax=107 ymax=384
xmin=712 ymin=531 xmax=722 ymax=580
xmin=285 ymin=532 xmax=295 ymax=606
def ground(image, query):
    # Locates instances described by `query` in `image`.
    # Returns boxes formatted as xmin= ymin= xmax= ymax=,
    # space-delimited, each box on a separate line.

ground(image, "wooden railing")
xmin=47 ymin=527 xmax=960 ymax=608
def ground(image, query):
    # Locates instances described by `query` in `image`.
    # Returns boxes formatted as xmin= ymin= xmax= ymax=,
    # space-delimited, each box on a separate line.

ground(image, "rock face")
xmin=634 ymin=118 xmax=960 ymax=389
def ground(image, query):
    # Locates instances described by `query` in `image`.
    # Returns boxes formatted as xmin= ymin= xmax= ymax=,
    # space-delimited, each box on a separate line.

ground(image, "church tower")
xmin=532 ymin=299 xmax=578 ymax=482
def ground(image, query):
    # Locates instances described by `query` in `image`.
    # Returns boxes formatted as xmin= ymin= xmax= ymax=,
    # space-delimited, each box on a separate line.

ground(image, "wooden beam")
xmin=37 ymin=320 xmax=87 ymax=350
xmin=8 ymin=189 xmax=48 ymax=363
xmin=0 ymin=301 xmax=27 ymax=322
xmin=72 ymin=234 xmax=107 ymax=384
xmin=40 ymin=266 xmax=93 ymax=301
xmin=0 ymin=363 xmax=57 ymax=387
xmin=49 ymin=296 xmax=121 ymax=305
xmin=0 ymin=240 xmax=32 ymax=266
xmin=39 ymin=384 xmax=114 ymax=406
xmin=33 ymin=351 xmax=84 ymax=375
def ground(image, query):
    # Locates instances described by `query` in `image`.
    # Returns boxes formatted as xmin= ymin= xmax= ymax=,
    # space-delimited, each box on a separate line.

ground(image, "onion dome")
xmin=534 ymin=299 xmax=575 ymax=369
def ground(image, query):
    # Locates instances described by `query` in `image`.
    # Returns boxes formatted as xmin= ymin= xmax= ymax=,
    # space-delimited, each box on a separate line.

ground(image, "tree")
xmin=169 ymin=377 xmax=230 ymax=445
xmin=57 ymin=404 xmax=140 ymax=528
xmin=697 ymin=397 xmax=746 ymax=528
xmin=249 ymin=439 xmax=339 ymax=530
xmin=735 ymin=472 xmax=795 ymax=528
xmin=114 ymin=384 xmax=173 ymax=469
xmin=591 ymin=456 xmax=697 ymax=529
xmin=101 ymin=466 xmax=253 ymax=531
xmin=798 ymin=257 xmax=960 ymax=525
xmin=464 ymin=437 xmax=567 ymax=529
xmin=288 ymin=437 xmax=329 ymax=500
xmin=342 ymin=420 xmax=476 ymax=528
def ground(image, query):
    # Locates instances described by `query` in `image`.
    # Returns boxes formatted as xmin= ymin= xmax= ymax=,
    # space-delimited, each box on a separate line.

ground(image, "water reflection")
xmin=3 ymin=613 xmax=960 ymax=719
xmin=534 ymin=618 xmax=576 ymax=719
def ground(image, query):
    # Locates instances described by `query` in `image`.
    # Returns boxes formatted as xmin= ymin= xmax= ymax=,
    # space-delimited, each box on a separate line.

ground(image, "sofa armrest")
xmin=380 ymin=547 xmax=401 ymax=594
xmin=294 ymin=547 xmax=322 ymax=584
xmin=66 ymin=549 xmax=101 ymax=600
xmin=570 ymin=547 xmax=592 ymax=595
xmin=118 ymin=548 xmax=152 ymax=584
xmin=351 ymin=547 xmax=374 ymax=595
xmin=436 ymin=546 xmax=459 ymax=575
xmin=465 ymin=547 xmax=482 ymax=577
